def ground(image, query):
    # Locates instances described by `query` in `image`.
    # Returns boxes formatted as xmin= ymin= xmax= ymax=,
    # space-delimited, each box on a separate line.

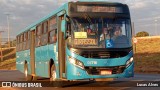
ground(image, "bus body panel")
xmin=16 ymin=50 xmax=31 ymax=74
xmin=35 ymin=47 xmax=44 ymax=76
xmin=16 ymin=1 xmax=133 ymax=80
xmin=39 ymin=45 xmax=48 ymax=76
xmin=16 ymin=52 xmax=24 ymax=73
xmin=33 ymin=44 xmax=60 ymax=78
xmin=34 ymin=44 xmax=59 ymax=78
xmin=48 ymin=44 xmax=60 ymax=78
xmin=66 ymin=48 xmax=133 ymax=67
xmin=67 ymin=61 xmax=134 ymax=80
xmin=66 ymin=47 xmax=133 ymax=80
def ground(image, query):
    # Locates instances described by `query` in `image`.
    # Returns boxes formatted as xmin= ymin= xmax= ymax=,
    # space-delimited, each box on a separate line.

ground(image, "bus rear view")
xmin=66 ymin=2 xmax=134 ymax=80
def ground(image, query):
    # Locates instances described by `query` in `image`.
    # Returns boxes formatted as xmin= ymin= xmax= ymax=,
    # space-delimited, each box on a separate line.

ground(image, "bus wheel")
xmin=32 ymin=76 xmax=37 ymax=81
xmin=24 ymin=64 xmax=32 ymax=81
xmin=50 ymin=65 xmax=56 ymax=81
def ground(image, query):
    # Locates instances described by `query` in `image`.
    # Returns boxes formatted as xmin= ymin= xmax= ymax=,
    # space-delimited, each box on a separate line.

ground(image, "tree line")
xmin=136 ymin=31 xmax=149 ymax=37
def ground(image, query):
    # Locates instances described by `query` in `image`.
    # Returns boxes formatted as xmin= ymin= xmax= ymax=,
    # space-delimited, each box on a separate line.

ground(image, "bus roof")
xmin=17 ymin=1 xmax=126 ymax=36
xmin=76 ymin=0 xmax=124 ymax=5
xmin=17 ymin=3 xmax=68 ymax=36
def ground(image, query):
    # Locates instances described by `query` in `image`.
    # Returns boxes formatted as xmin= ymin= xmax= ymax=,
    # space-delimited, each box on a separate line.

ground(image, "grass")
xmin=0 ymin=47 xmax=16 ymax=70
xmin=0 ymin=58 xmax=16 ymax=70
xmin=135 ymin=37 xmax=160 ymax=53
xmin=134 ymin=37 xmax=160 ymax=74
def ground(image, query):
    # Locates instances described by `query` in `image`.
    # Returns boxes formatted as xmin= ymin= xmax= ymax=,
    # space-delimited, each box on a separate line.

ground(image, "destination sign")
xmin=77 ymin=5 xmax=122 ymax=13
xmin=74 ymin=39 xmax=97 ymax=45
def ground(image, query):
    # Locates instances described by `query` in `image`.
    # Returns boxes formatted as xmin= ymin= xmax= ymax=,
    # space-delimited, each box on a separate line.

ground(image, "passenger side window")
xmin=35 ymin=25 xmax=42 ymax=47
xmin=26 ymin=31 xmax=30 ymax=49
xmin=19 ymin=34 xmax=23 ymax=51
xmin=49 ymin=29 xmax=57 ymax=44
xmin=48 ymin=16 xmax=57 ymax=44
xmin=49 ymin=17 xmax=57 ymax=31
xmin=23 ymin=32 xmax=27 ymax=50
xmin=41 ymin=21 xmax=48 ymax=46
xmin=16 ymin=36 xmax=19 ymax=51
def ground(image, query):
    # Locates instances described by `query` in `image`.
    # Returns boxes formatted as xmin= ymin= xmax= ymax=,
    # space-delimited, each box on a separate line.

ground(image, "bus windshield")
xmin=69 ymin=17 xmax=132 ymax=48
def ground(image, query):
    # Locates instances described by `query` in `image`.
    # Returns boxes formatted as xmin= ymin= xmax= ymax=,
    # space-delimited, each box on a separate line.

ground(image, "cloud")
xmin=37 ymin=4 xmax=46 ymax=9
xmin=10 ymin=0 xmax=33 ymax=5
xmin=128 ymin=0 xmax=160 ymax=10
xmin=0 ymin=0 xmax=160 ymax=37
xmin=0 ymin=0 xmax=58 ymax=38
xmin=10 ymin=16 xmax=21 ymax=20
xmin=130 ymin=2 xmax=146 ymax=9
xmin=21 ymin=0 xmax=32 ymax=5
xmin=0 ymin=0 xmax=7 ymax=4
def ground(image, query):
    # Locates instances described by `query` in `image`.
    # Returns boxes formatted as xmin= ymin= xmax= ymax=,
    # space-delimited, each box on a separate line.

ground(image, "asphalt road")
xmin=0 ymin=70 xmax=160 ymax=90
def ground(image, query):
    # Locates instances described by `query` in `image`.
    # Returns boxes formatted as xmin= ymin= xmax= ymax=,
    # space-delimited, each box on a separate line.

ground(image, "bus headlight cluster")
xmin=126 ymin=57 xmax=133 ymax=68
xmin=68 ymin=56 xmax=84 ymax=69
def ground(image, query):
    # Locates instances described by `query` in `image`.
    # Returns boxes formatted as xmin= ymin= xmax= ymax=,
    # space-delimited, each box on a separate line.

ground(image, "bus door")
xmin=30 ymin=29 xmax=36 ymax=76
xmin=57 ymin=11 xmax=66 ymax=79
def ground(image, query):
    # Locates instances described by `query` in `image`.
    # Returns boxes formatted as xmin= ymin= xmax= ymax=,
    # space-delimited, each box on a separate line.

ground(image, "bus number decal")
xmin=87 ymin=61 xmax=97 ymax=65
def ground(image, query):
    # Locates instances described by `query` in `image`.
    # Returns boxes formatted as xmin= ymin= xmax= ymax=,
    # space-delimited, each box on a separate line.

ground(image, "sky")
xmin=0 ymin=0 xmax=160 ymax=39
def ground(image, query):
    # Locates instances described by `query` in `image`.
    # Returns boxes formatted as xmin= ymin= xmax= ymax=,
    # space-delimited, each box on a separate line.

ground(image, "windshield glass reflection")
xmin=68 ymin=17 xmax=132 ymax=48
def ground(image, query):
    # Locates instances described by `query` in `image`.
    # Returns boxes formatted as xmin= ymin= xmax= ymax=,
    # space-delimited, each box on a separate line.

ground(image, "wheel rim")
xmin=51 ymin=71 xmax=56 ymax=81
xmin=25 ymin=68 xmax=28 ymax=78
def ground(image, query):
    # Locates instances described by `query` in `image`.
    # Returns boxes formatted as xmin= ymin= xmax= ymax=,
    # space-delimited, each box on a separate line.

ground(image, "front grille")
xmin=85 ymin=66 xmax=125 ymax=75
xmin=80 ymin=51 xmax=128 ymax=59
xmin=69 ymin=47 xmax=132 ymax=59
xmin=81 ymin=51 xmax=110 ymax=58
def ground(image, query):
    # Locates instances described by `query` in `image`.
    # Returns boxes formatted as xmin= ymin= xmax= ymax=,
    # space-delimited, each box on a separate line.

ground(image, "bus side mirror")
xmin=61 ymin=20 xmax=67 ymax=38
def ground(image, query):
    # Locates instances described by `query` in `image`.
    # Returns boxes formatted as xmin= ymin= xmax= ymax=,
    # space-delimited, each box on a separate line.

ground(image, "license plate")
xmin=100 ymin=70 xmax=112 ymax=75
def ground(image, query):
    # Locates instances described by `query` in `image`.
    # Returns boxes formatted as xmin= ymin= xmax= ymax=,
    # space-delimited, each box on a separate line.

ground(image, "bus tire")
xmin=24 ymin=64 xmax=32 ymax=81
xmin=32 ymin=76 xmax=37 ymax=81
xmin=50 ymin=65 xmax=56 ymax=81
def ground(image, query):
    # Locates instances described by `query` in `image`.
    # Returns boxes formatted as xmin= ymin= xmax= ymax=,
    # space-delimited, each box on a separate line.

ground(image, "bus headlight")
xmin=126 ymin=57 xmax=133 ymax=68
xmin=68 ymin=56 xmax=84 ymax=69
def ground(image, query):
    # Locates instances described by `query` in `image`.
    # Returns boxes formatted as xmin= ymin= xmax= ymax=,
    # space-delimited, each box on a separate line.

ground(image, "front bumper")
xmin=67 ymin=60 xmax=134 ymax=80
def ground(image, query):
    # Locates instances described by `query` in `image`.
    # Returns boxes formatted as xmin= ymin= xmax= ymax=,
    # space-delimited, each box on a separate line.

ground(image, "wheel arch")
xmin=48 ymin=58 xmax=55 ymax=77
xmin=24 ymin=60 xmax=28 ymax=72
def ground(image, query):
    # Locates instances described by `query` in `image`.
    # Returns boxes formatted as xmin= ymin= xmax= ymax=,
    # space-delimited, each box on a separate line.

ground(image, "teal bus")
xmin=16 ymin=1 xmax=134 ymax=81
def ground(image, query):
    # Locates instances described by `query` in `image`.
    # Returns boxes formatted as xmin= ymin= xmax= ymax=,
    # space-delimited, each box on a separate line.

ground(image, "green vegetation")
xmin=134 ymin=37 xmax=160 ymax=74
xmin=136 ymin=31 xmax=149 ymax=37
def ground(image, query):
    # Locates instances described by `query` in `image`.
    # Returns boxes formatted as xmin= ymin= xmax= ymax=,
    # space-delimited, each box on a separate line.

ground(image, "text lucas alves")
xmin=137 ymin=82 xmax=159 ymax=87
